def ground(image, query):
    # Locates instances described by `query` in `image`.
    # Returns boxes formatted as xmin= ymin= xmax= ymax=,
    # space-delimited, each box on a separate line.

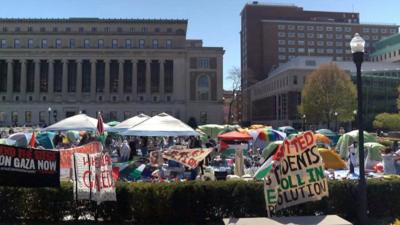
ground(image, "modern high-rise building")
xmin=0 ymin=18 xmax=224 ymax=127
xmin=240 ymin=2 xmax=399 ymax=121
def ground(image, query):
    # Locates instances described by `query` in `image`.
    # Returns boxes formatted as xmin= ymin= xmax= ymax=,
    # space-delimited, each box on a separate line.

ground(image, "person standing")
xmin=348 ymin=142 xmax=358 ymax=174
xmin=120 ymin=140 xmax=131 ymax=162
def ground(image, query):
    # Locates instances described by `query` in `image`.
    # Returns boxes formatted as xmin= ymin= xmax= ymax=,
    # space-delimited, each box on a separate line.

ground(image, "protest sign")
xmin=72 ymin=152 xmax=116 ymax=204
xmin=263 ymin=131 xmax=329 ymax=212
xmin=0 ymin=144 xmax=60 ymax=187
xmin=60 ymin=142 xmax=102 ymax=169
xmin=162 ymin=148 xmax=213 ymax=169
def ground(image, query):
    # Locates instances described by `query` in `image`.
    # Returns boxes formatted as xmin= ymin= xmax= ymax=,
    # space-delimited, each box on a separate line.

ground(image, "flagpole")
xmin=264 ymin=177 xmax=271 ymax=218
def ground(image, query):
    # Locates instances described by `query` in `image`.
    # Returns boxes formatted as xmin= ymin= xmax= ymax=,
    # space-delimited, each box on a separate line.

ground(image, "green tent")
xmin=198 ymin=124 xmax=224 ymax=139
xmin=336 ymin=130 xmax=377 ymax=160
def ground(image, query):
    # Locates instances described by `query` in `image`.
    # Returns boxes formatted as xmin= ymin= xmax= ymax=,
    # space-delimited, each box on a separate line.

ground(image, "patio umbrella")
xmin=253 ymin=128 xmax=286 ymax=151
xmin=198 ymin=124 xmax=224 ymax=139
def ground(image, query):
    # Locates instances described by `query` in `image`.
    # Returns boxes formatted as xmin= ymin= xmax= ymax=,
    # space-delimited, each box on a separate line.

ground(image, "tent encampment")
xmin=122 ymin=113 xmax=198 ymax=136
xmin=42 ymin=114 xmax=110 ymax=132
xmin=108 ymin=114 xmax=150 ymax=133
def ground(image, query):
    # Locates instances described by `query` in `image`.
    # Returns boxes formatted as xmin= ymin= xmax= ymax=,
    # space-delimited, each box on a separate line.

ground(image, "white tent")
xmin=108 ymin=114 xmax=150 ymax=133
xmin=122 ymin=112 xmax=199 ymax=136
xmin=42 ymin=114 xmax=110 ymax=131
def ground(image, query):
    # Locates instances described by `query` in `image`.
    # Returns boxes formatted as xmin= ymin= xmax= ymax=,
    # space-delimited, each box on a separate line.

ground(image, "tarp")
xmin=318 ymin=148 xmax=347 ymax=169
xmin=198 ymin=124 xmax=225 ymax=139
xmin=43 ymin=114 xmax=110 ymax=132
xmin=122 ymin=113 xmax=198 ymax=137
xmin=217 ymin=131 xmax=252 ymax=141
xmin=108 ymin=114 xmax=150 ymax=133
xmin=36 ymin=132 xmax=56 ymax=149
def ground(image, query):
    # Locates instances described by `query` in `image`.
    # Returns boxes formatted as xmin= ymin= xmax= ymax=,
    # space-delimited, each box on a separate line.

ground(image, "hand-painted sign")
xmin=0 ymin=144 xmax=60 ymax=187
xmin=162 ymin=148 xmax=213 ymax=169
xmin=263 ymin=131 xmax=329 ymax=212
xmin=72 ymin=152 xmax=116 ymax=204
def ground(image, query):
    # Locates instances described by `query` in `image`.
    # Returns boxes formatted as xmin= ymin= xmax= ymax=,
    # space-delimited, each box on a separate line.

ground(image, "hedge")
xmin=1 ymin=179 xmax=400 ymax=224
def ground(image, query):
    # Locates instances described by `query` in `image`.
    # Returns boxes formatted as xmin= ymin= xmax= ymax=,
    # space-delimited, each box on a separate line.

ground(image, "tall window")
xmin=199 ymin=58 xmax=209 ymax=69
xmin=84 ymin=39 xmax=90 ymax=48
xmin=39 ymin=60 xmax=48 ymax=92
xmin=55 ymin=39 xmax=62 ymax=48
xmin=0 ymin=60 xmax=7 ymax=92
xmin=139 ymin=39 xmax=145 ymax=48
xmin=164 ymin=60 xmax=173 ymax=93
xmin=152 ymin=39 xmax=158 ymax=48
xmin=39 ymin=111 xmax=46 ymax=123
xmin=137 ymin=60 xmax=146 ymax=93
xmin=69 ymin=39 xmax=75 ymax=48
xmin=96 ymin=60 xmax=105 ymax=93
xmin=26 ymin=60 xmax=35 ymax=92
xmin=197 ymin=75 xmax=209 ymax=101
xmin=28 ymin=39 xmax=34 ymax=48
xmin=0 ymin=112 xmax=6 ymax=123
xmin=112 ymin=39 xmax=118 ymax=48
xmin=150 ymin=60 xmax=160 ymax=93
xmin=200 ymin=112 xmax=207 ymax=124
xmin=1 ymin=40 xmax=7 ymax=48
xmin=123 ymin=61 xmax=133 ymax=93
xmin=110 ymin=60 xmax=119 ymax=93
xmin=41 ymin=39 xmax=47 ymax=48
xmin=125 ymin=39 xmax=132 ymax=48
xmin=82 ymin=60 xmax=91 ymax=93
xmin=11 ymin=112 xmax=18 ymax=124
xmin=25 ymin=111 xmax=32 ymax=123
xmin=13 ymin=60 xmax=21 ymax=92
xmin=67 ymin=60 xmax=77 ymax=92
xmin=98 ymin=39 xmax=104 ymax=48
xmin=166 ymin=39 xmax=172 ymax=48
xmin=14 ymin=39 xmax=20 ymax=48
xmin=53 ymin=60 xmax=62 ymax=92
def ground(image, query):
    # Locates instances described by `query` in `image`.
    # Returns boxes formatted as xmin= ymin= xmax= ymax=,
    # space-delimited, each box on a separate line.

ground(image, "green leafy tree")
xmin=373 ymin=113 xmax=400 ymax=131
xmin=299 ymin=63 xmax=357 ymax=129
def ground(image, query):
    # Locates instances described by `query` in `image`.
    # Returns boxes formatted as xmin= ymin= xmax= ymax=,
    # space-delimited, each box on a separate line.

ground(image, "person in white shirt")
xmin=348 ymin=142 xmax=358 ymax=174
xmin=119 ymin=140 xmax=131 ymax=162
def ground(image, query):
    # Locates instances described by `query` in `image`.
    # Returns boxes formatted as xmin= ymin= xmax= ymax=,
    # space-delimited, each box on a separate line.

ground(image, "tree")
xmin=373 ymin=113 xmax=400 ymax=131
xmin=227 ymin=66 xmax=241 ymax=124
xmin=298 ymin=63 xmax=357 ymax=129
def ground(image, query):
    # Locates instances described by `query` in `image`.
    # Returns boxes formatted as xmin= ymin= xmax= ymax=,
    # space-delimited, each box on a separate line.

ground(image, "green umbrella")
xmin=107 ymin=121 xmax=120 ymax=127
xmin=198 ymin=124 xmax=224 ymax=139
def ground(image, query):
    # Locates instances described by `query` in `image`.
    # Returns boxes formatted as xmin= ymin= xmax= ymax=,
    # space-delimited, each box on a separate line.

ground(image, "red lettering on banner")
xmin=18 ymin=149 xmax=33 ymax=159
xmin=82 ymin=169 xmax=114 ymax=191
xmin=61 ymin=142 xmax=101 ymax=169
xmin=0 ymin=146 xmax=16 ymax=157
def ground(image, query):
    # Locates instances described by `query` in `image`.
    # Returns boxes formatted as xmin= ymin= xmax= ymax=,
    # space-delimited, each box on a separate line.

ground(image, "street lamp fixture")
xmin=350 ymin=33 xmax=367 ymax=224
xmin=334 ymin=112 xmax=338 ymax=132
xmin=47 ymin=107 xmax=52 ymax=126
xmin=302 ymin=114 xmax=306 ymax=131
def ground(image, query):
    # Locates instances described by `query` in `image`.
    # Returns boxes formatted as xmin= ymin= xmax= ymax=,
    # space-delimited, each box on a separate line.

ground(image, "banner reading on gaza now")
xmin=264 ymin=131 xmax=329 ymax=212
xmin=0 ymin=144 xmax=60 ymax=187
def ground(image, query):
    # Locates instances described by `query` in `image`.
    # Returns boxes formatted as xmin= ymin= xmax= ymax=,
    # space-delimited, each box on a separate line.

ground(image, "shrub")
xmin=0 ymin=179 xmax=400 ymax=224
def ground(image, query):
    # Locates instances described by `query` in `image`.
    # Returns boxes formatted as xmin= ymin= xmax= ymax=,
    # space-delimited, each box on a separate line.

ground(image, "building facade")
xmin=0 ymin=18 xmax=224 ymax=126
xmin=249 ymin=57 xmax=400 ymax=130
xmin=240 ymin=2 xmax=399 ymax=122
xmin=370 ymin=33 xmax=400 ymax=63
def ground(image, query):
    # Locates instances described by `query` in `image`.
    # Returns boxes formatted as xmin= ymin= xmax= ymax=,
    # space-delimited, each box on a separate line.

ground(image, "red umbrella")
xmin=217 ymin=131 xmax=253 ymax=141
xmin=97 ymin=112 xmax=104 ymax=135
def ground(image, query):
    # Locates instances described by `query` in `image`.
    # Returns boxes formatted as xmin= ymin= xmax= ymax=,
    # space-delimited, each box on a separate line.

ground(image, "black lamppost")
xmin=48 ymin=107 xmax=52 ymax=125
xmin=334 ymin=112 xmax=338 ymax=132
xmin=350 ymin=33 xmax=367 ymax=224
xmin=302 ymin=114 xmax=306 ymax=131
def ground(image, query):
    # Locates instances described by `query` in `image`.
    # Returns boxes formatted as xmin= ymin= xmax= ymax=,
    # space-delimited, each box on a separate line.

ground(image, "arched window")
xmin=197 ymin=75 xmax=209 ymax=101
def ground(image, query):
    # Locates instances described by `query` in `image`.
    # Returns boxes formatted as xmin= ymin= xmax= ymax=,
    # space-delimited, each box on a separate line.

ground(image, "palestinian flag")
xmin=254 ymin=144 xmax=285 ymax=179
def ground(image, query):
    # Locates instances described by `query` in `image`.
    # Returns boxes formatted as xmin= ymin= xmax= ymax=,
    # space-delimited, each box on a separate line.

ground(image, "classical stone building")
xmin=0 ymin=18 xmax=224 ymax=126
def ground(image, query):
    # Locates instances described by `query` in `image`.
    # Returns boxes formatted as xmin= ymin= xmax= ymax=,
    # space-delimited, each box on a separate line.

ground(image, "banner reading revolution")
xmin=0 ymin=144 xmax=60 ymax=187
xmin=72 ymin=152 xmax=116 ymax=204
xmin=162 ymin=148 xmax=213 ymax=169
xmin=263 ymin=131 xmax=329 ymax=212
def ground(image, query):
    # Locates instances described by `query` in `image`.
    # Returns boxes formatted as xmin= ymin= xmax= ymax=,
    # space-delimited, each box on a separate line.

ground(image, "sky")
xmin=1 ymin=0 xmax=400 ymax=90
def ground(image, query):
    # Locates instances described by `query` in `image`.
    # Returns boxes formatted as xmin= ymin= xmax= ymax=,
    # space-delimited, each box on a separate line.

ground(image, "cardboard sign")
xmin=72 ymin=152 xmax=116 ymax=204
xmin=162 ymin=148 xmax=213 ymax=169
xmin=0 ymin=144 xmax=60 ymax=187
xmin=264 ymin=131 xmax=329 ymax=212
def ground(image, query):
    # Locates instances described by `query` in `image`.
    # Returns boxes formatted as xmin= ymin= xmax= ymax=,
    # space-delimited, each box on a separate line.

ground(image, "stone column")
xmin=20 ymin=59 xmax=26 ymax=96
xmin=104 ymin=59 xmax=110 ymax=100
xmin=62 ymin=59 xmax=68 ymax=97
xmin=76 ymin=59 xmax=82 ymax=100
xmin=146 ymin=59 xmax=151 ymax=99
xmin=90 ymin=59 xmax=96 ymax=101
xmin=118 ymin=59 xmax=124 ymax=99
xmin=34 ymin=59 xmax=40 ymax=100
xmin=6 ymin=59 xmax=13 ymax=101
xmin=131 ymin=60 xmax=137 ymax=100
xmin=160 ymin=59 xmax=165 ymax=99
xmin=48 ymin=59 xmax=54 ymax=100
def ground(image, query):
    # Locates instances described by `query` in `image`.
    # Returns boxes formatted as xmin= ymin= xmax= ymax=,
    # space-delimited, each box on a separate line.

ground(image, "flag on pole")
xmin=97 ymin=112 xmax=104 ymax=135
xmin=28 ymin=131 xmax=37 ymax=148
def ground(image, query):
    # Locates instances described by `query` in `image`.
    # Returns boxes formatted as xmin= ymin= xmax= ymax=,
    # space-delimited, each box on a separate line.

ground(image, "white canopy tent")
xmin=42 ymin=114 xmax=110 ymax=131
xmin=122 ymin=112 xmax=199 ymax=137
xmin=107 ymin=113 xmax=150 ymax=133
